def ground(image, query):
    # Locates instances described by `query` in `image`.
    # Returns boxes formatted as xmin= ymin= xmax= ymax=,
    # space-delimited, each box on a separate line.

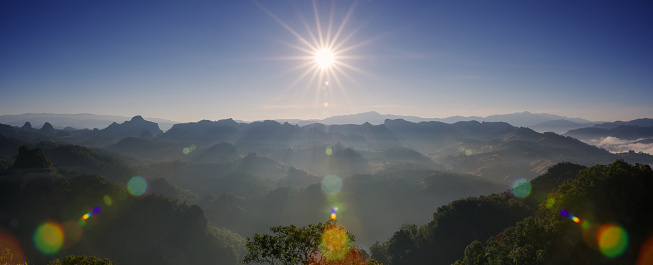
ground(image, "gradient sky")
xmin=1 ymin=0 xmax=652 ymax=123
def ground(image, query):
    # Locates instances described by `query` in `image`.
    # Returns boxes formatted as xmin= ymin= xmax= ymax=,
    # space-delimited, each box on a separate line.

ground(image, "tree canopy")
xmin=243 ymin=220 xmax=375 ymax=265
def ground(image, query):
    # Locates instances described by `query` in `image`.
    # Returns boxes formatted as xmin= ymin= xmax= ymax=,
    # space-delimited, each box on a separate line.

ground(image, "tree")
xmin=47 ymin=255 xmax=116 ymax=265
xmin=243 ymin=220 xmax=372 ymax=265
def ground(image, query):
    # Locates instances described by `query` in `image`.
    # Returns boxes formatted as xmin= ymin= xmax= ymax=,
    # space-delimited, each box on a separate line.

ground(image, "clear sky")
xmin=1 ymin=0 xmax=652 ymax=123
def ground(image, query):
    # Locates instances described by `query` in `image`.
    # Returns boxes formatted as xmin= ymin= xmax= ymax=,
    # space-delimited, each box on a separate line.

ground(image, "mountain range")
xmin=2 ymin=112 xmax=653 ymax=264
xmin=0 ymin=113 xmax=178 ymax=131
xmin=1 ymin=111 xmax=596 ymax=133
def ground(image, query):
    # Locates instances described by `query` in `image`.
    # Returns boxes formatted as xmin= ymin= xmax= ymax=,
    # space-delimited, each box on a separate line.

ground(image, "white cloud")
xmin=586 ymin=137 xmax=653 ymax=155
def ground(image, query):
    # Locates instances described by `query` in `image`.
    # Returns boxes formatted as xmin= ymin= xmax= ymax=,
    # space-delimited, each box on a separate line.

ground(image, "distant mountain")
xmin=0 ymin=113 xmax=177 ymax=131
xmin=480 ymin=111 xmax=592 ymax=127
xmin=592 ymin=118 xmax=653 ymax=129
xmin=320 ymin=111 xmax=431 ymax=125
xmin=528 ymin=119 xmax=596 ymax=133
xmin=566 ymin=124 xmax=653 ymax=140
xmin=100 ymin=116 xmax=164 ymax=138
xmin=276 ymin=111 xmax=594 ymax=128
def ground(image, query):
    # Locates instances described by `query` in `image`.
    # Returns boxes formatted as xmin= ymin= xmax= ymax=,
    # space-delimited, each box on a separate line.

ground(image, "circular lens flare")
xmin=33 ymin=222 xmax=64 ymax=255
xmin=321 ymin=175 xmax=342 ymax=195
xmin=597 ymin=224 xmax=629 ymax=258
xmin=103 ymin=195 xmax=113 ymax=206
xmin=315 ymin=48 xmax=334 ymax=69
xmin=511 ymin=178 xmax=532 ymax=198
xmin=320 ymin=226 xmax=350 ymax=261
xmin=127 ymin=176 xmax=148 ymax=196
xmin=638 ymin=236 xmax=653 ymax=265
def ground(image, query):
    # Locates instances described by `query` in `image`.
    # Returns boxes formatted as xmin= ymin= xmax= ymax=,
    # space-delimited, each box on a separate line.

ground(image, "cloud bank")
xmin=587 ymin=137 xmax=653 ymax=155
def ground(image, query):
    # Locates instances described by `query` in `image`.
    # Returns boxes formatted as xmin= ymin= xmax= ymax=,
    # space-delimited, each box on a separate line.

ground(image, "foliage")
xmin=455 ymin=160 xmax=653 ymax=264
xmin=0 ymin=148 xmax=245 ymax=265
xmin=13 ymin=145 xmax=53 ymax=168
xmin=47 ymin=255 xmax=116 ymax=265
xmin=243 ymin=220 xmax=370 ymax=265
xmin=37 ymin=141 xmax=135 ymax=183
xmin=370 ymin=162 xmax=586 ymax=265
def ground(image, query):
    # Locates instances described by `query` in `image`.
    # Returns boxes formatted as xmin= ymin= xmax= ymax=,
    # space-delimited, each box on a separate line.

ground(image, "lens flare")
xmin=559 ymin=209 xmax=583 ymax=224
xmin=320 ymin=225 xmax=351 ymax=261
xmin=464 ymin=149 xmax=472 ymax=156
xmin=560 ymin=209 xmax=570 ymax=217
xmin=638 ymin=236 xmax=653 ymax=265
xmin=330 ymin=207 xmax=338 ymax=220
xmin=33 ymin=222 xmax=64 ymax=255
xmin=182 ymin=144 xmax=197 ymax=155
xmin=127 ymin=176 xmax=148 ymax=196
xmin=511 ymin=178 xmax=532 ymax=198
xmin=61 ymin=220 xmax=83 ymax=248
xmin=326 ymin=146 xmax=333 ymax=155
xmin=103 ymin=195 xmax=113 ymax=206
xmin=0 ymin=230 xmax=26 ymax=263
xmin=597 ymin=224 xmax=629 ymax=258
xmin=321 ymin=175 xmax=342 ymax=195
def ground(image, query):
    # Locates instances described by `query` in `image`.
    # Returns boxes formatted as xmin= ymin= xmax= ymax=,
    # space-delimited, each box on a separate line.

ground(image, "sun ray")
xmin=278 ymin=40 xmax=318 ymax=56
xmin=254 ymin=0 xmax=387 ymax=113
xmin=312 ymin=0 xmax=325 ymax=48
xmin=328 ymin=1 xmax=357 ymax=50
xmin=325 ymin=1 xmax=335 ymax=50
xmin=253 ymin=1 xmax=317 ymax=51
xmin=287 ymin=64 xmax=320 ymax=90
xmin=337 ymin=26 xmax=409 ymax=55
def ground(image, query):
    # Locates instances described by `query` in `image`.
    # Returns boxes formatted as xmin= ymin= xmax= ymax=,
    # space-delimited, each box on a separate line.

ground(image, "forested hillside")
xmin=371 ymin=161 xmax=653 ymax=265
xmin=0 ymin=146 xmax=245 ymax=265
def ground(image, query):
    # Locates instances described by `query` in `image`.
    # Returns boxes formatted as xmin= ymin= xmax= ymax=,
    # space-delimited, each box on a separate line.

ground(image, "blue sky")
xmin=1 ymin=0 xmax=651 ymax=122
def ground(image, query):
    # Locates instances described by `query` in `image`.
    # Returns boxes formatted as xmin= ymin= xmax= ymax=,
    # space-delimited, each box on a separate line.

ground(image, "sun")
xmin=254 ymin=0 xmax=374 ymax=110
xmin=315 ymin=48 xmax=335 ymax=69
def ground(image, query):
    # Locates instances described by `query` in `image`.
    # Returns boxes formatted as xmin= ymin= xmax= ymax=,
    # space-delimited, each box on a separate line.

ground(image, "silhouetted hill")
xmin=0 ymin=165 xmax=245 ymax=265
xmin=100 ymin=116 xmax=163 ymax=138
xmin=37 ymin=141 xmax=135 ymax=183
xmin=0 ymin=113 xmax=178 ymax=131
xmin=106 ymin=137 xmax=185 ymax=162
xmin=13 ymin=145 xmax=53 ymax=169
xmin=0 ymin=134 xmax=28 ymax=158
xmin=160 ymin=119 xmax=240 ymax=144
xmin=456 ymin=160 xmax=653 ymax=265
xmin=235 ymin=120 xmax=300 ymax=153
xmin=21 ymin=122 xmax=32 ymax=130
xmin=0 ymin=123 xmax=52 ymax=143
xmin=187 ymin=142 xmax=242 ymax=163
xmin=371 ymin=162 xmax=586 ymax=265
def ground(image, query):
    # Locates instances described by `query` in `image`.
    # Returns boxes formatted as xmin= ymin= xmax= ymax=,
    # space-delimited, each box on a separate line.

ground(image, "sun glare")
xmin=254 ymin=0 xmax=373 ymax=110
xmin=315 ymin=48 xmax=335 ymax=69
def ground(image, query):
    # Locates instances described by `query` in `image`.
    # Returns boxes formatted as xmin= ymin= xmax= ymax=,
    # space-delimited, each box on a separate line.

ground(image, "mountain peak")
xmin=21 ymin=122 xmax=32 ymax=130
xmin=131 ymin=115 xmax=145 ymax=122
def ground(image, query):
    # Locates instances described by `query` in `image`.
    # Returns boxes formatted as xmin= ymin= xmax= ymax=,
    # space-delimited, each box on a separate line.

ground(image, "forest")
xmin=1 ymin=117 xmax=652 ymax=265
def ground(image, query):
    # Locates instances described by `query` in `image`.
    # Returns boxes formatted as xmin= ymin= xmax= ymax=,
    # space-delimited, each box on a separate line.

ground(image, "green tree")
xmin=47 ymin=255 xmax=116 ymax=265
xmin=243 ymin=220 xmax=370 ymax=265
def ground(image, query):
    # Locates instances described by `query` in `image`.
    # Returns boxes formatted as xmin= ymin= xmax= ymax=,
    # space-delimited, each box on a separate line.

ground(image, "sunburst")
xmin=254 ymin=0 xmax=371 ymax=109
